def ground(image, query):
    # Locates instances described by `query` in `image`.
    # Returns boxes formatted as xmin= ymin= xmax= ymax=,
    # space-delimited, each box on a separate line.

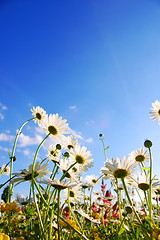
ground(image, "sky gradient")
xmin=1 ymin=0 xmax=160 ymax=197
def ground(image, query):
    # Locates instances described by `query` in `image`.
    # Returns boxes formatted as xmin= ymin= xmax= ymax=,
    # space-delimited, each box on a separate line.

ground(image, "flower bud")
xmin=144 ymin=139 xmax=152 ymax=148
xmin=63 ymin=152 xmax=69 ymax=158
xmin=125 ymin=206 xmax=132 ymax=214
xmin=56 ymin=144 xmax=61 ymax=150
xmin=99 ymin=134 xmax=103 ymax=138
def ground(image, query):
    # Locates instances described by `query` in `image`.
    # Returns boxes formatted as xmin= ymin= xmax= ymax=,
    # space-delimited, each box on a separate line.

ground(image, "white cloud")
xmin=0 ymin=103 xmax=7 ymax=110
xmin=18 ymin=133 xmax=43 ymax=147
xmin=69 ymin=105 xmax=77 ymax=110
xmin=5 ymin=130 xmax=11 ymax=134
xmin=0 ymin=133 xmax=14 ymax=142
xmin=69 ymin=128 xmax=83 ymax=140
xmin=86 ymin=120 xmax=95 ymax=126
xmin=23 ymin=149 xmax=31 ymax=156
xmin=0 ymin=146 xmax=10 ymax=152
xmin=27 ymin=103 xmax=34 ymax=108
xmin=0 ymin=113 xmax=4 ymax=120
xmin=69 ymin=128 xmax=93 ymax=144
xmin=85 ymin=138 xmax=93 ymax=143
xmin=35 ymin=126 xmax=46 ymax=134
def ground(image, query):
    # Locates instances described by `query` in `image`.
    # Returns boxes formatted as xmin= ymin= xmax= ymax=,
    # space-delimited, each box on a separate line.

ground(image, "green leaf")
xmin=118 ymin=227 xmax=125 ymax=235
xmin=104 ymin=146 xmax=109 ymax=150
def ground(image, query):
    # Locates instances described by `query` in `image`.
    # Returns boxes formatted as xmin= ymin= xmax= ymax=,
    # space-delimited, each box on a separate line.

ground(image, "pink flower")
xmin=112 ymin=213 xmax=119 ymax=219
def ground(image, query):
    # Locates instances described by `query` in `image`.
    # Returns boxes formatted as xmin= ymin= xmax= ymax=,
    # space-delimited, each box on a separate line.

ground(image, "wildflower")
xmin=80 ymin=177 xmax=92 ymax=189
xmin=40 ymin=178 xmax=77 ymax=190
xmin=150 ymin=100 xmax=160 ymax=124
xmin=84 ymin=175 xmax=100 ymax=187
xmin=70 ymin=145 xmax=93 ymax=173
xmin=75 ymin=209 xmax=101 ymax=224
xmin=64 ymin=184 xmax=82 ymax=203
xmin=62 ymin=135 xmax=80 ymax=151
xmin=12 ymin=162 xmax=50 ymax=184
xmin=104 ymin=190 xmax=113 ymax=201
xmin=31 ymin=106 xmax=47 ymax=125
xmin=43 ymin=114 xmax=69 ymax=142
xmin=129 ymin=148 xmax=149 ymax=163
xmin=60 ymin=218 xmax=80 ymax=231
xmin=0 ymin=202 xmax=20 ymax=214
xmin=152 ymin=225 xmax=160 ymax=239
xmin=14 ymin=193 xmax=28 ymax=206
xmin=1 ymin=164 xmax=10 ymax=175
xmin=0 ymin=200 xmax=4 ymax=205
xmin=135 ymin=172 xmax=160 ymax=192
xmin=101 ymin=179 xmax=106 ymax=193
xmin=0 ymin=233 xmax=10 ymax=240
xmin=47 ymin=144 xmax=61 ymax=163
xmin=92 ymin=212 xmax=100 ymax=219
xmin=59 ymin=158 xmax=80 ymax=181
xmin=144 ymin=139 xmax=152 ymax=148
xmin=101 ymin=156 xmax=137 ymax=180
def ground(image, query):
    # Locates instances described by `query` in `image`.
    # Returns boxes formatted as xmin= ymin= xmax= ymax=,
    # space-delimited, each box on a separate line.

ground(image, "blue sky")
xmin=1 ymin=0 xmax=160 ymax=197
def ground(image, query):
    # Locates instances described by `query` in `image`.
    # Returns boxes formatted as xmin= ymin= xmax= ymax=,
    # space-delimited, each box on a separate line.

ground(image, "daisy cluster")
xmin=11 ymin=106 xmax=98 ymax=204
xmin=0 ymin=100 xmax=160 ymax=240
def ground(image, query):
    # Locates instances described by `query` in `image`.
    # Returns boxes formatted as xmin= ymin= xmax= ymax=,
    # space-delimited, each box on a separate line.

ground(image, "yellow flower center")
xmin=75 ymin=155 xmax=85 ymax=164
xmin=92 ymin=179 xmax=97 ymax=184
xmin=138 ymin=183 xmax=149 ymax=191
xmin=68 ymin=144 xmax=73 ymax=149
xmin=135 ymin=155 xmax=145 ymax=162
xmin=36 ymin=112 xmax=42 ymax=120
xmin=48 ymin=125 xmax=58 ymax=135
xmin=114 ymin=169 xmax=128 ymax=178
xmin=72 ymin=167 xmax=78 ymax=172
xmin=50 ymin=150 xmax=57 ymax=156
xmin=70 ymin=190 xmax=75 ymax=198
xmin=24 ymin=172 xmax=39 ymax=181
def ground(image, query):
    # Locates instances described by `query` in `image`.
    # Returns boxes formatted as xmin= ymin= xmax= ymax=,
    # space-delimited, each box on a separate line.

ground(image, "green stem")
xmin=58 ymin=216 xmax=89 ymax=240
xmin=57 ymin=189 xmax=61 ymax=240
xmin=100 ymin=136 xmax=107 ymax=161
xmin=9 ymin=117 xmax=35 ymax=202
xmin=60 ymin=161 xmax=77 ymax=181
xmin=30 ymin=133 xmax=50 ymax=203
xmin=148 ymin=147 xmax=153 ymax=219
xmin=121 ymin=177 xmax=142 ymax=224
xmin=32 ymin=133 xmax=50 ymax=169
xmin=115 ymin=178 xmax=123 ymax=222
xmin=32 ymin=182 xmax=45 ymax=239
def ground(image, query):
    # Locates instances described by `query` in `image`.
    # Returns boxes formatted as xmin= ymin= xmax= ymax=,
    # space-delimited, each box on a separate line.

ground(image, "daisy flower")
xmin=84 ymin=175 xmax=100 ymax=187
xmin=64 ymin=184 xmax=82 ymax=203
xmin=12 ymin=162 xmax=51 ymax=185
xmin=62 ymin=135 xmax=80 ymax=151
xmin=70 ymin=145 xmax=93 ymax=173
xmin=150 ymin=100 xmax=160 ymax=124
xmin=135 ymin=172 xmax=160 ymax=192
xmin=101 ymin=156 xmax=137 ymax=180
xmin=14 ymin=193 xmax=29 ymax=206
xmin=129 ymin=148 xmax=149 ymax=163
xmin=39 ymin=178 xmax=77 ymax=190
xmin=43 ymin=114 xmax=69 ymax=142
xmin=75 ymin=209 xmax=101 ymax=224
xmin=47 ymin=144 xmax=61 ymax=163
xmin=59 ymin=158 xmax=80 ymax=181
xmin=80 ymin=177 xmax=92 ymax=189
xmin=31 ymin=106 xmax=47 ymax=125
xmin=1 ymin=164 xmax=10 ymax=175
